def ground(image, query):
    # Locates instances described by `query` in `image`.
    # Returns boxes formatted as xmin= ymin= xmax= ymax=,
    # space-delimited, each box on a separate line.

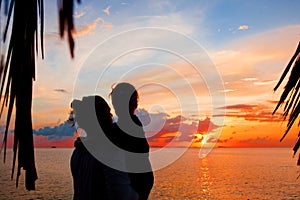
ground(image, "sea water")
xmin=0 ymin=148 xmax=299 ymax=199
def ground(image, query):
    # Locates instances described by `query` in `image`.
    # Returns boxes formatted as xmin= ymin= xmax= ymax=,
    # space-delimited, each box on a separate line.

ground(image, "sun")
xmin=191 ymin=133 xmax=208 ymax=148
xmin=202 ymin=135 xmax=208 ymax=145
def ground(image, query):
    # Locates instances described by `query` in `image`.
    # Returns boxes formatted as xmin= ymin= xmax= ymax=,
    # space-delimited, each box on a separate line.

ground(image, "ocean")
xmin=0 ymin=148 xmax=299 ymax=199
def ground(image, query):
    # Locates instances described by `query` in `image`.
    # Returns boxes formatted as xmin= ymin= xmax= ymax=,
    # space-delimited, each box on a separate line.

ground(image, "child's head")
xmin=71 ymin=95 xmax=112 ymax=134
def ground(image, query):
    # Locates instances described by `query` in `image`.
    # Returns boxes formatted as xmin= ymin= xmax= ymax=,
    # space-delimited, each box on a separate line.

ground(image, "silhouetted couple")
xmin=70 ymin=83 xmax=154 ymax=200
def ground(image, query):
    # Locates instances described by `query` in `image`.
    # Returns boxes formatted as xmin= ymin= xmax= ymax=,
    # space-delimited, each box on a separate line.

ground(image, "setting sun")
xmin=201 ymin=135 xmax=208 ymax=145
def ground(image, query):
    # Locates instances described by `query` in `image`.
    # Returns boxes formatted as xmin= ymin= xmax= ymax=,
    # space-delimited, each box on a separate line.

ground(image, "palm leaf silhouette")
xmin=0 ymin=0 xmax=80 ymax=190
xmin=273 ymin=41 xmax=300 ymax=165
xmin=58 ymin=0 xmax=81 ymax=58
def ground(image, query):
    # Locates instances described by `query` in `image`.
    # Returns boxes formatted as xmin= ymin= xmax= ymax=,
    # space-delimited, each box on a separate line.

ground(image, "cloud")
xmin=74 ymin=17 xmax=113 ymax=37
xmin=238 ymin=25 xmax=249 ymax=30
xmin=211 ymin=25 xmax=300 ymax=100
xmin=267 ymin=100 xmax=279 ymax=105
xmin=197 ymin=117 xmax=220 ymax=134
xmin=206 ymin=137 xmax=233 ymax=144
xmin=100 ymin=21 xmax=114 ymax=30
xmin=33 ymin=121 xmax=75 ymax=140
xmin=224 ymin=89 xmax=234 ymax=93
xmin=253 ymin=80 xmax=278 ymax=85
xmin=103 ymin=6 xmax=111 ymax=16
xmin=239 ymin=136 xmax=270 ymax=144
xmin=74 ymin=12 xmax=85 ymax=18
xmin=217 ymin=103 xmax=283 ymax=122
xmin=29 ymin=108 xmax=221 ymax=148
xmin=54 ymin=89 xmax=68 ymax=93
xmin=242 ymin=77 xmax=257 ymax=81
xmin=222 ymin=104 xmax=257 ymax=110
xmin=75 ymin=18 xmax=102 ymax=36
xmin=136 ymin=109 xmax=220 ymax=146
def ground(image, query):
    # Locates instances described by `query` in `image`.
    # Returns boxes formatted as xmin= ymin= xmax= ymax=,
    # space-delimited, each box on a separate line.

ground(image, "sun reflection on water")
xmin=199 ymin=157 xmax=212 ymax=199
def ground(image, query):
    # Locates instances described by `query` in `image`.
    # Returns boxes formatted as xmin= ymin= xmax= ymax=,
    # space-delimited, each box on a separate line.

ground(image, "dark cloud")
xmin=239 ymin=136 xmax=270 ymax=144
xmin=193 ymin=138 xmax=203 ymax=143
xmin=267 ymin=100 xmax=279 ymax=105
xmin=197 ymin=117 xmax=220 ymax=134
xmin=136 ymin=109 xmax=220 ymax=146
xmin=33 ymin=121 xmax=75 ymax=140
xmin=205 ymin=137 xmax=233 ymax=144
xmin=216 ymin=103 xmax=283 ymax=122
xmin=218 ymin=137 xmax=233 ymax=143
xmin=30 ymin=109 xmax=221 ymax=146
xmin=54 ymin=89 xmax=68 ymax=93
xmin=206 ymin=137 xmax=218 ymax=143
xmin=221 ymin=104 xmax=257 ymax=110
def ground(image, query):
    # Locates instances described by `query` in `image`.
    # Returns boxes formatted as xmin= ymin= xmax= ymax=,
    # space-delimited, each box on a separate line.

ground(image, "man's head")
xmin=111 ymin=82 xmax=138 ymax=116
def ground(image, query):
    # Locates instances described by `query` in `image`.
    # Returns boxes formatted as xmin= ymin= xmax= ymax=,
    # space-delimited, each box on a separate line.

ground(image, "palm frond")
xmin=274 ymin=42 xmax=300 ymax=92
xmin=1 ymin=0 xmax=82 ymax=191
xmin=58 ymin=0 xmax=81 ymax=58
xmin=0 ymin=0 xmax=44 ymax=190
xmin=273 ymin=41 xmax=300 ymax=166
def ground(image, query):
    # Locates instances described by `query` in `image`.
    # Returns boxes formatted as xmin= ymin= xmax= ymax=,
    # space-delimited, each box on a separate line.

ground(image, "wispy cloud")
xmin=223 ymin=104 xmax=257 ymax=110
xmin=242 ymin=77 xmax=257 ymax=81
xmin=100 ymin=21 xmax=114 ymax=30
xmin=75 ymin=18 xmax=102 ymax=36
xmin=212 ymin=25 xmax=300 ymax=77
xmin=211 ymin=25 xmax=300 ymax=101
xmin=224 ymin=89 xmax=234 ymax=93
xmin=207 ymin=136 xmax=233 ymax=144
xmin=54 ymin=89 xmax=68 ymax=93
xmin=253 ymin=80 xmax=278 ymax=85
xmin=238 ymin=25 xmax=249 ymax=30
xmin=217 ymin=104 xmax=282 ymax=122
xmin=239 ymin=136 xmax=270 ymax=144
xmin=75 ymin=17 xmax=113 ymax=37
xmin=74 ymin=12 xmax=85 ymax=18
xmin=103 ymin=6 xmax=111 ymax=16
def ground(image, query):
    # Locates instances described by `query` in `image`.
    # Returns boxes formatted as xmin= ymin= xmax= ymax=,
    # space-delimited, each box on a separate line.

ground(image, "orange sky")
xmin=1 ymin=1 xmax=299 ymax=149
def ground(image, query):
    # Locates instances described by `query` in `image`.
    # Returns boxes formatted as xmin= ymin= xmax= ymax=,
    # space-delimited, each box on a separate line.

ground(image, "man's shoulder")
xmin=132 ymin=115 xmax=142 ymax=126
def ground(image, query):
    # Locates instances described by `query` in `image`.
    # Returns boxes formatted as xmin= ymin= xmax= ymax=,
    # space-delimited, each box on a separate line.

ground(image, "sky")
xmin=1 ymin=0 xmax=300 ymax=148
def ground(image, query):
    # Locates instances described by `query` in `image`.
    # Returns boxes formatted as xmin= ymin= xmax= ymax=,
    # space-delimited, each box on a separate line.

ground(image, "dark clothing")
xmin=70 ymin=138 xmax=138 ymax=200
xmin=111 ymin=115 xmax=154 ymax=200
xmin=71 ymin=139 xmax=106 ymax=200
